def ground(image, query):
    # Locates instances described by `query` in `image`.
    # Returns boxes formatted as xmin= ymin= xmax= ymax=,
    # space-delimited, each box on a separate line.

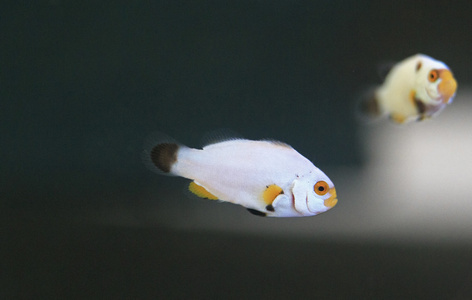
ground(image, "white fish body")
xmin=144 ymin=136 xmax=337 ymax=217
xmin=361 ymin=54 xmax=457 ymax=124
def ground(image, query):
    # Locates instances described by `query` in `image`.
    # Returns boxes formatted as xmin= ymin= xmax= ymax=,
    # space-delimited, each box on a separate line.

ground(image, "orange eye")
xmin=428 ymin=70 xmax=439 ymax=82
xmin=314 ymin=181 xmax=329 ymax=196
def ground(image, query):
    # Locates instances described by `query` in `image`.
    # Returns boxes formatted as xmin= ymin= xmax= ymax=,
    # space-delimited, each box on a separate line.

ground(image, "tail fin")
xmin=356 ymin=87 xmax=383 ymax=123
xmin=142 ymin=132 xmax=181 ymax=175
xmin=150 ymin=143 xmax=179 ymax=173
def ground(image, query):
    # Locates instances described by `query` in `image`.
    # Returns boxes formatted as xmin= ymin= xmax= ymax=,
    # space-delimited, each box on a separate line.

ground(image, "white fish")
xmin=360 ymin=54 xmax=457 ymax=124
xmin=143 ymin=134 xmax=337 ymax=217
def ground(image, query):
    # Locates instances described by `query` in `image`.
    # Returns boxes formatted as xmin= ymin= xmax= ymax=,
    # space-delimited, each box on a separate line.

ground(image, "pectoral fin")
xmin=410 ymin=90 xmax=427 ymax=115
xmin=188 ymin=181 xmax=218 ymax=200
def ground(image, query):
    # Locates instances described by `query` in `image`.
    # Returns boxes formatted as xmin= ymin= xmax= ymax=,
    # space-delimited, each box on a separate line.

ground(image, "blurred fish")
xmin=360 ymin=54 xmax=457 ymax=124
xmin=143 ymin=133 xmax=337 ymax=217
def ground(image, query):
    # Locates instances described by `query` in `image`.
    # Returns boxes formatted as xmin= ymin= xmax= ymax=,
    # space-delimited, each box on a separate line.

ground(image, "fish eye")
xmin=314 ymin=181 xmax=329 ymax=196
xmin=428 ymin=70 xmax=439 ymax=82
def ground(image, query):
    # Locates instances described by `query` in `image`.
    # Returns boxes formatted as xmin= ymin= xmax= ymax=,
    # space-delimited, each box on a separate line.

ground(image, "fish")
xmin=360 ymin=54 xmax=457 ymax=124
xmin=143 ymin=133 xmax=337 ymax=217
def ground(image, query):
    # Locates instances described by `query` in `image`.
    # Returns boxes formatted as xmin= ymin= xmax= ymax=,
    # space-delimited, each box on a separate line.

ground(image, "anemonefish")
xmin=143 ymin=134 xmax=337 ymax=217
xmin=360 ymin=54 xmax=457 ymax=124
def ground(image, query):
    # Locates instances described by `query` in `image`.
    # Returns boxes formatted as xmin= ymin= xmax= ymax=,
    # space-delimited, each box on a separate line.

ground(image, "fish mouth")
xmin=302 ymin=187 xmax=338 ymax=215
xmin=437 ymin=69 xmax=458 ymax=104
xmin=324 ymin=188 xmax=338 ymax=208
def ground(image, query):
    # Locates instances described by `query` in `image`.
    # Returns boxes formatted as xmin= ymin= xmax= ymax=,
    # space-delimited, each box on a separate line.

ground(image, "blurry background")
xmin=2 ymin=1 xmax=472 ymax=299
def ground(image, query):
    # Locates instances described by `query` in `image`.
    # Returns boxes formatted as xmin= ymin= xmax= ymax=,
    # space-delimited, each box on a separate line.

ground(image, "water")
xmin=2 ymin=1 xmax=472 ymax=299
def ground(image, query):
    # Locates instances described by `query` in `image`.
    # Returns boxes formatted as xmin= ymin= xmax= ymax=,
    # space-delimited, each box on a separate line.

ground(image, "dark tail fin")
xmin=150 ymin=143 xmax=179 ymax=173
xmin=356 ymin=88 xmax=383 ymax=123
xmin=359 ymin=90 xmax=380 ymax=117
xmin=143 ymin=132 xmax=181 ymax=175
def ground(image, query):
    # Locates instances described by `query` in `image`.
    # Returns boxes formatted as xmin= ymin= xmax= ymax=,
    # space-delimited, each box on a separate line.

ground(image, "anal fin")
xmin=390 ymin=113 xmax=407 ymax=124
xmin=189 ymin=181 xmax=218 ymax=200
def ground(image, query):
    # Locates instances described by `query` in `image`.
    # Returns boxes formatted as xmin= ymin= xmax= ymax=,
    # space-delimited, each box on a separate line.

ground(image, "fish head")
xmin=291 ymin=171 xmax=337 ymax=216
xmin=423 ymin=69 xmax=457 ymax=105
xmin=415 ymin=58 xmax=457 ymax=105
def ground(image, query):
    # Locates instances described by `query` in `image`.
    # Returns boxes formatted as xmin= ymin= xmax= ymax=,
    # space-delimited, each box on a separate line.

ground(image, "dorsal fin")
xmin=377 ymin=61 xmax=397 ymax=81
xmin=200 ymin=128 xmax=244 ymax=148
xmin=261 ymin=139 xmax=293 ymax=149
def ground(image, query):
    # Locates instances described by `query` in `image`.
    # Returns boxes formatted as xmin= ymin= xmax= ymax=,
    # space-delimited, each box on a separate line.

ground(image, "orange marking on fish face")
xmin=437 ymin=69 xmax=457 ymax=104
xmin=263 ymin=184 xmax=283 ymax=205
xmin=324 ymin=187 xmax=337 ymax=208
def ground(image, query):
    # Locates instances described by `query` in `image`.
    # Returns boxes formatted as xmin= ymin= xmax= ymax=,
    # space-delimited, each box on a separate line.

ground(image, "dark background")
xmin=2 ymin=1 xmax=472 ymax=299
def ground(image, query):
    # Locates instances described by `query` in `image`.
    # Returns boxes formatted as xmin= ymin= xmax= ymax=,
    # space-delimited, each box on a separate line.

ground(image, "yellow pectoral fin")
xmin=189 ymin=181 xmax=218 ymax=200
xmin=263 ymin=184 xmax=284 ymax=205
